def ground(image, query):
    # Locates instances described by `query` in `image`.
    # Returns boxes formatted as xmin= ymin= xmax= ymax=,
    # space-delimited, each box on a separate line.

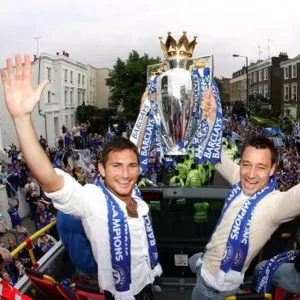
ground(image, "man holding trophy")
xmin=132 ymin=33 xmax=300 ymax=300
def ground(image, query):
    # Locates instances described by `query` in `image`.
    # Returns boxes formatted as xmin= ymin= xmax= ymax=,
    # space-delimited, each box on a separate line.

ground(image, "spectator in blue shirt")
xmin=39 ymin=234 xmax=56 ymax=254
xmin=37 ymin=214 xmax=50 ymax=230
xmin=7 ymin=198 xmax=21 ymax=228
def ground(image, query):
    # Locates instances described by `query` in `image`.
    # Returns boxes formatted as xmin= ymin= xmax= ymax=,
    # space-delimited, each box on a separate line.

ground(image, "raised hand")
xmin=1 ymin=55 xmax=48 ymax=120
xmin=201 ymin=90 xmax=216 ymax=121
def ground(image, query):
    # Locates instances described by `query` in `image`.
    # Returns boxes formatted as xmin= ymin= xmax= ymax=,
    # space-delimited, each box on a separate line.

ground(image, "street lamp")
xmin=233 ymin=54 xmax=249 ymax=108
xmin=34 ymin=36 xmax=42 ymax=57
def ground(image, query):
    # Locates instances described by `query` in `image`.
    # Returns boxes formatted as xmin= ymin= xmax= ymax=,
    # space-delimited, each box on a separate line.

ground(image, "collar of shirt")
xmin=106 ymin=188 xmax=149 ymax=217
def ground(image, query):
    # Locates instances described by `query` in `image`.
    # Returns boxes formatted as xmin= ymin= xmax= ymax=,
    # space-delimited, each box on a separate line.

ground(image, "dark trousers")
xmin=74 ymin=136 xmax=81 ymax=149
xmin=104 ymin=284 xmax=153 ymax=300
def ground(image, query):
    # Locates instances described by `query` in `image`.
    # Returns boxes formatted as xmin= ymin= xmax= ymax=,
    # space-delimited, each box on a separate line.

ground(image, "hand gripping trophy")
xmin=130 ymin=32 xmax=223 ymax=173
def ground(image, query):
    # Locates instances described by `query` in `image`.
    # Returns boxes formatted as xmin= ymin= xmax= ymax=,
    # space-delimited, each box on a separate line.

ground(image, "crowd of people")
xmin=2 ymin=55 xmax=300 ymax=300
xmin=222 ymin=112 xmax=300 ymax=192
xmin=1 ymin=112 xmax=300 ymax=296
xmin=0 ymin=109 xmax=141 ymax=290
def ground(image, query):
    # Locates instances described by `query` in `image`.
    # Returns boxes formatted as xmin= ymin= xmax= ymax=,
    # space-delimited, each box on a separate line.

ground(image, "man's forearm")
xmin=14 ymin=116 xmax=63 ymax=193
xmin=0 ymin=221 xmax=9 ymax=231
xmin=215 ymin=148 xmax=240 ymax=185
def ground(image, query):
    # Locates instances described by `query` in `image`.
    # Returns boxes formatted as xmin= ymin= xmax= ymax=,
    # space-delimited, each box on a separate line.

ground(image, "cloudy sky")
xmin=1 ymin=0 xmax=300 ymax=78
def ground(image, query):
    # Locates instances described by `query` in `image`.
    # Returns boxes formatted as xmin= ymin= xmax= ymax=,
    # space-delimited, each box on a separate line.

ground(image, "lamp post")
xmin=34 ymin=36 xmax=42 ymax=57
xmin=233 ymin=54 xmax=249 ymax=108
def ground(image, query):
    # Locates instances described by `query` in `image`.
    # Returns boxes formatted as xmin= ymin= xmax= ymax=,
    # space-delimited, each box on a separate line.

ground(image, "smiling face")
xmin=39 ymin=215 xmax=46 ymax=223
xmin=38 ymin=202 xmax=46 ymax=210
xmin=8 ymin=239 xmax=16 ymax=248
xmin=41 ymin=235 xmax=48 ymax=243
xmin=240 ymin=146 xmax=276 ymax=196
xmin=15 ymin=225 xmax=23 ymax=233
xmin=98 ymin=149 xmax=140 ymax=203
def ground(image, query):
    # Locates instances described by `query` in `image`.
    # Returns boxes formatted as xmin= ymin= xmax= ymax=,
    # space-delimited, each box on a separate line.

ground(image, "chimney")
xmin=279 ymin=52 xmax=288 ymax=59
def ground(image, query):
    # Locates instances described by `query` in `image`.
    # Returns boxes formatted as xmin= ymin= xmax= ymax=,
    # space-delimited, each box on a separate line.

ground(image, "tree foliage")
xmin=76 ymin=105 xmax=99 ymax=123
xmin=76 ymin=105 xmax=117 ymax=134
xmin=213 ymin=77 xmax=224 ymax=101
xmin=106 ymin=50 xmax=161 ymax=120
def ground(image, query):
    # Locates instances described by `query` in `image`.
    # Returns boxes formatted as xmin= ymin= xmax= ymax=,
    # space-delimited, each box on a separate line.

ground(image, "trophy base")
xmin=165 ymin=147 xmax=188 ymax=156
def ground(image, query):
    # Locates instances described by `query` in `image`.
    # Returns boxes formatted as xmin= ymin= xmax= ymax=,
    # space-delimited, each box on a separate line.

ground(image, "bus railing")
xmin=10 ymin=220 xmax=57 ymax=269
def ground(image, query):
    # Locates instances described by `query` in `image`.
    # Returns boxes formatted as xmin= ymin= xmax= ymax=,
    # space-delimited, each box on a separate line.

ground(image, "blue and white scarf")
xmin=204 ymin=176 xmax=277 ymax=273
xmin=255 ymin=250 xmax=298 ymax=293
xmin=194 ymin=75 xmax=223 ymax=165
xmin=96 ymin=179 xmax=161 ymax=297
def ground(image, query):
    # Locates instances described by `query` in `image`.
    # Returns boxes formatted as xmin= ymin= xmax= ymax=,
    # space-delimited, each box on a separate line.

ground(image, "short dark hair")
xmin=241 ymin=134 xmax=277 ymax=165
xmin=101 ymin=137 xmax=140 ymax=166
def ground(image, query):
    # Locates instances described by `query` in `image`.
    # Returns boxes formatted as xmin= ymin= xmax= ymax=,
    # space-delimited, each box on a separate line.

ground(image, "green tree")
xmin=213 ymin=77 xmax=224 ymax=101
xmin=76 ymin=105 xmax=99 ymax=123
xmin=106 ymin=50 xmax=161 ymax=120
xmin=76 ymin=105 xmax=117 ymax=134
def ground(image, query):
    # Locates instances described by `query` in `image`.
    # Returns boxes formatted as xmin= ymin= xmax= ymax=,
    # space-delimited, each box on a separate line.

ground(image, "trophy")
xmin=130 ymin=32 xmax=223 ymax=173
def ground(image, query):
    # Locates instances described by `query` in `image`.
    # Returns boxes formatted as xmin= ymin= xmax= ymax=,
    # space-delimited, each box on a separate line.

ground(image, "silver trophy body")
xmin=130 ymin=32 xmax=214 ymax=161
xmin=156 ymin=58 xmax=194 ymax=155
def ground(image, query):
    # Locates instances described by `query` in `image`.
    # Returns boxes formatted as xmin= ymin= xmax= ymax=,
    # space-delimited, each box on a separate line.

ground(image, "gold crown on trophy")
xmin=159 ymin=32 xmax=197 ymax=59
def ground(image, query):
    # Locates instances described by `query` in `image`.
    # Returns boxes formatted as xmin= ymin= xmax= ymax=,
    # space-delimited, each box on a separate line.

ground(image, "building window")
xmin=71 ymin=114 xmax=74 ymax=127
xmin=258 ymin=85 xmax=263 ymax=96
xmin=82 ymin=91 xmax=85 ymax=103
xmin=90 ymin=91 xmax=92 ymax=101
xmin=82 ymin=75 xmax=85 ymax=86
xmin=47 ymin=67 xmax=52 ymax=81
xmin=54 ymin=116 xmax=59 ymax=138
xmin=292 ymin=65 xmax=297 ymax=79
xmin=292 ymin=83 xmax=297 ymax=102
xmin=264 ymin=85 xmax=268 ymax=98
xmin=70 ymin=71 xmax=73 ymax=84
xmin=64 ymin=89 xmax=68 ymax=106
xmin=65 ymin=115 xmax=68 ymax=128
xmin=259 ymin=70 xmax=262 ymax=82
xmin=78 ymin=74 xmax=81 ymax=85
xmin=47 ymin=91 xmax=51 ymax=103
xmin=253 ymin=72 xmax=257 ymax=83
xmin=64 ymin=69 xmax=68 ymax=83
xmin=70 ymin=90 xmax=73 ymax=106
xmin=264 ymin=68 xmax=268 ymax=80
xmin=90 ymin=77 xmax=92 ymax=86
xmin=78 ymin=90 xmax=81 ymax=105
xmin=284 ymin=67 xmax=289 ymax=80
xmin=284 ymin=84 xmax=289 ymax=101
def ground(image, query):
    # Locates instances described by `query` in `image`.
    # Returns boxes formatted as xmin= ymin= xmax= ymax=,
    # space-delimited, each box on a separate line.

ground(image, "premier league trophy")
xmin=130 ymin=32 xmax=223 ymax=173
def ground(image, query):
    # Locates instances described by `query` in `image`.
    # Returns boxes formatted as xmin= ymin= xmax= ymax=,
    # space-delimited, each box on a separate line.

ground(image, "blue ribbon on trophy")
xmin=130 ymin=32 xmax=223 ymax=171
